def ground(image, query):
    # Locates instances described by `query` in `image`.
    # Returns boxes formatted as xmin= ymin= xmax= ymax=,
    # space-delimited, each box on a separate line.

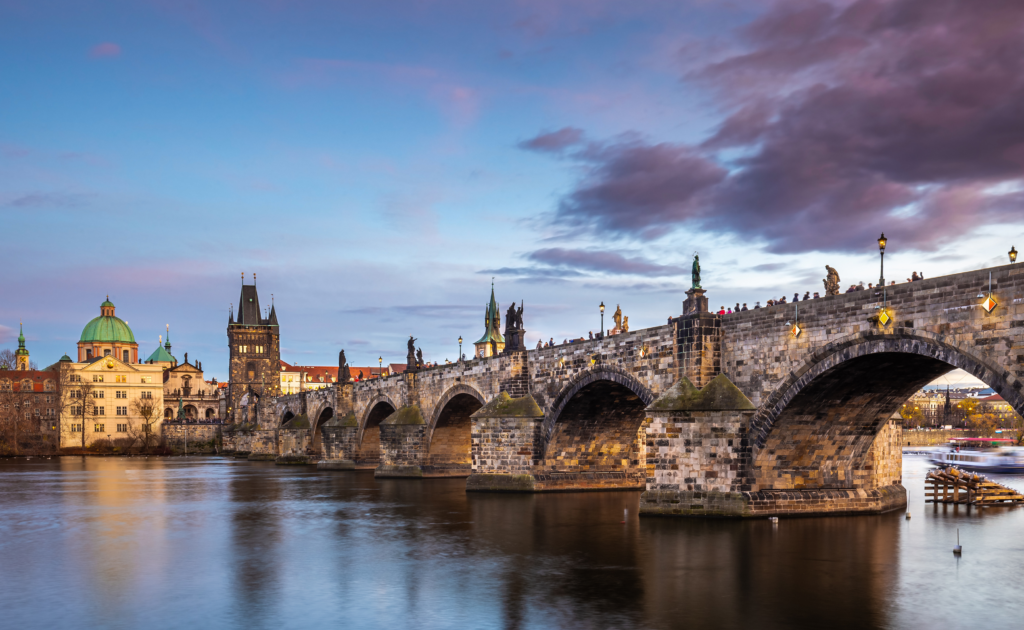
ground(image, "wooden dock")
xmin=926 ymin=467 xmax=1024 ymax=506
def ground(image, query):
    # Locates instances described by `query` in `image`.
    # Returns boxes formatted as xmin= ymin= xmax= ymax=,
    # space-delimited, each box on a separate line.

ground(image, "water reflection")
xmin=0 ymin=456 xmax=1022 ymax=629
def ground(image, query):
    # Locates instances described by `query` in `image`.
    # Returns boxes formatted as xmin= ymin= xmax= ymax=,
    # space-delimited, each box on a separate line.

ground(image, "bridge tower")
xmin=227 ymin=275 xmax=280 ymax=425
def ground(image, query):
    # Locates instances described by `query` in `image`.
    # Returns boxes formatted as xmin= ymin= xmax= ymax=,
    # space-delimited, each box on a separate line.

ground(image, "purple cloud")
xmin=89 ymin=42 xmax=121 ymax=58
xmin=524 ymin=0 xmax=1024 ymax=253
xmin=527 ymin=247 xmax=686 ymax=276
xmin=519 ymin=127 xmax=585 ymax=153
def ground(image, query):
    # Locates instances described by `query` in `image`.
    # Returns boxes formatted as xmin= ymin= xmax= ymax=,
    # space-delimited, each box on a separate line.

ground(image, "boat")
xmin=928 ymin=438 xmax=1024 ymax=473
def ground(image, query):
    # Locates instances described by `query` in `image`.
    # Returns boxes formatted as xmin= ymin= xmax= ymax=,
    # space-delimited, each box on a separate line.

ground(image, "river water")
xmin=0 ymin=454 xmax=1022 ymax=630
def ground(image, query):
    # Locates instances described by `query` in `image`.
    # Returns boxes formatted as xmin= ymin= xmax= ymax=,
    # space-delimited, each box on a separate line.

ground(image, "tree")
xmin=0 ymin=378 xmax=32 ymax=455
xmin=129 ymin=397 xmax=159 ymax=453
xmin=967 ymin=412 xmax=1000 ymax=437
xmin=899 ymin=405 xmax=925 ymax=429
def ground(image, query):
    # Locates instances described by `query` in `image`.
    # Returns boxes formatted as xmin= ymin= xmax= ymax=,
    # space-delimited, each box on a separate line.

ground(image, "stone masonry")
xmin=261 ymin=263 xmax=1024 ymax=517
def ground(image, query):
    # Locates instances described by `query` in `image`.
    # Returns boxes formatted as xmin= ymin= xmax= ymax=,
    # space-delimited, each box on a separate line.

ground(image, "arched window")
xmin=123 ymin=350 xmax=129 ymax=363
xmin=246 ymin=362 xmax=255 ymax=381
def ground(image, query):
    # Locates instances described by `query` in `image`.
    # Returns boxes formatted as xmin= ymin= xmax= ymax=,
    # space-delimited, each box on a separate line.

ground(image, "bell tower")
xmin=226 ymin=273 xmax=281 ymax=425
xmin=15 ymin=323 xmax=29 ymax=371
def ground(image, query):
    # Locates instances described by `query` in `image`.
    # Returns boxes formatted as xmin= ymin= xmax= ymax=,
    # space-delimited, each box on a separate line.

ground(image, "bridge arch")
xmin=426 ymin=385 xmax=485 ymax=477
xmin=310 ymin=405 xmax=334 ymax=454
xmin=750 ymin=330 xmax=1023 ymax=491
xmin=281 ymin=410 xmax=295 ymax=425
xmin=355 ymin=394 xmax=399 ymax=468
xmin=540 ymin=367 xmax=654 ymax=485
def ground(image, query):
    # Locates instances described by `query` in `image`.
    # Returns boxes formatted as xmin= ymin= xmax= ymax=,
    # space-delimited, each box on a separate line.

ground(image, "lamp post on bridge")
xmin=877 ymin=233 xmax=887 ymax=287
xmin=599 ymin=302 xmax=605 ymax=339
xmin=458 ymin=336 xmax=463 ymax=362
xmin=1011 ymin=246 xmax=1018 ymax=264
xmin=378 ymin=356 xmax=383 ymax=385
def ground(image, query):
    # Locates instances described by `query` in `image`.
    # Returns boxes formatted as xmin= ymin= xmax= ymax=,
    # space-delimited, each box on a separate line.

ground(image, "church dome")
xmin=80 ymin=298 xmax=136 ymax=343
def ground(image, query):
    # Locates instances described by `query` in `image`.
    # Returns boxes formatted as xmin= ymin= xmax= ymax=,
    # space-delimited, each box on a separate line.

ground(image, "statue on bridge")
xmin=338 ymin=350 xmax=351 ymax=383
xmin=416 ymin=347 xmax=424 ymax=367
xmin=407 ymin=336 xmax=419 ymax=371
xmin=691 ymin=253 xmax=701 ymax=289
xmin=613 ymin=305 xmax=623 ymax=331
xmin=503 ymin=301 xmax=527 ymax=353
xmin=824 ymin=265 xmax=841 ymax=296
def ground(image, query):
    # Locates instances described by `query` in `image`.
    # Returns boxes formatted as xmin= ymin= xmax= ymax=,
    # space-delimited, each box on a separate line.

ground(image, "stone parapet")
xmin=640 ymin=484 xmax=907 ymax=517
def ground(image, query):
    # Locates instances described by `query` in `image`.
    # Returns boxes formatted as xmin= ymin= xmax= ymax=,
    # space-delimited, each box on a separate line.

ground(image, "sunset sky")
xmin=2 ymin=0 xmax=1022 ymax=381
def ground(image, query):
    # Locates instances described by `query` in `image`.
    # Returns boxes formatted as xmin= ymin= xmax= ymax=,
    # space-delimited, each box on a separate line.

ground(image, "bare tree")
xmin=0 ymin=376 xmax=35 ymax=455
xmin=129 ymin=397 xmax=158 ymax=454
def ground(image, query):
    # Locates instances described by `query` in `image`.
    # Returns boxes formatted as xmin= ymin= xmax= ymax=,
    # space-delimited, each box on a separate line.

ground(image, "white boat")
xmin=928 ymin=438 xmax=1024 ymax=473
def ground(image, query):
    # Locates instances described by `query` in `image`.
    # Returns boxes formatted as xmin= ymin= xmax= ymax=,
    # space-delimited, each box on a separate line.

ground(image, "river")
xmin=0 ymin=454 xmax=1021 ymax=630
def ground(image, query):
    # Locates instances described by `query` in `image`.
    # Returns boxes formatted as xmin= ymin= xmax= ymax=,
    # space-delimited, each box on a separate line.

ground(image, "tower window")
xmin=123 ymin=350 xmax=130 ymax=363
xmin=104 ymin=349 xmax=110 ymax=356
xmin=86 ymin=350 xmax=93 ymax=360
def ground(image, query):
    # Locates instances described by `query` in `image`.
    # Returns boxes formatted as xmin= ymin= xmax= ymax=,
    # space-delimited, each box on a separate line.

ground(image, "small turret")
xmin=15 ymin=322 xmax=29 ymax=370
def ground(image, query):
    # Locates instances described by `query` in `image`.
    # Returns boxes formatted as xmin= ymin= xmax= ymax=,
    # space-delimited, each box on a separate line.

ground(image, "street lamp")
xmin=1011 ymin=246 xmax=1018 ymax=264
xmin=378 ymin=356 xmax=383 ymax=379
xmin=458 ymin=336 xmax=463 ymax=361
xmin=599 ymin=302 xmax=605 ymax=339
xmin=877 ymin=233 xmax=887 ymax=287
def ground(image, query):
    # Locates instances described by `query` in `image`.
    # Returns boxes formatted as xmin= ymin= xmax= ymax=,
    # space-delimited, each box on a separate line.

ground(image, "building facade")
xmin=61 ymin=299 xmax=165 ymax=447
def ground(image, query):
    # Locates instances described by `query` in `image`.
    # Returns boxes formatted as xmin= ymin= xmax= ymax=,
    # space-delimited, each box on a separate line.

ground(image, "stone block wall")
xmin=225 ymin=429 xmax=278 ymax=455
xmin=279 ymin=428 xmax=310 ymax=457
xmin=865 ymin=419 xmax=903 ymax=488
xmin=321 ymin=424 xmax=358 ymax=460
xmin=162 ymin=422 xmax=222 ymax=451
xmin=646 ymin=410 xmax=754 ymax=494
xmin=377 ymin=424 xmax=427 ymax=477
xmin=675 ymin=312 xmax=722 ymax=388
xmin=471 ymin=416 xmax=542 ymax=475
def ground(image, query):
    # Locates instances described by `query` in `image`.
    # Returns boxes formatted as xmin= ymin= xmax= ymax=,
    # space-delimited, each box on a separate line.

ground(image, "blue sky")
xmin=2 ymin=0 xmax=1022 ymax=381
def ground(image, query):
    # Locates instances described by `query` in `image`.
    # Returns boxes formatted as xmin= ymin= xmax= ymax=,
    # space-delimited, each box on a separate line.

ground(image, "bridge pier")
xmin=639 ymin=375 xmax=907 ymax=517
xmin=318 ymin=412 xmax=358 ymax=470
xmin=376 ymin=406 xmax=429 ymax=478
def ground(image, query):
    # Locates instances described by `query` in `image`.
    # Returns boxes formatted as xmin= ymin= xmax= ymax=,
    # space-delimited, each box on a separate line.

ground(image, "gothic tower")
xmin=227 ymin=274 xmax=280 ymax=424
xmin=473 ymin=282 xmax=505 ymax=359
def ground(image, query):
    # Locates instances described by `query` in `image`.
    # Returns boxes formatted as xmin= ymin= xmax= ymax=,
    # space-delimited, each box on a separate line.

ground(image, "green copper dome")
xmin=146 ymin=345 xmax=175 ymax=364
xmin=80 ymin=299 xmax=136 ymax=343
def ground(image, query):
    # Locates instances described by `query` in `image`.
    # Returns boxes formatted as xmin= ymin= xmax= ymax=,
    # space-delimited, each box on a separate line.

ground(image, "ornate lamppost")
xmin=877 ymin=233 xmax=887 ymax=287
xmin=458 ymin=336 xmax=463 ymax=362
xmin=1011 ymin=246 xmax=1018 ymax=264
xmin=378 ymin=356 xmax=383 ymax=379
xmin=599 ymin=302 xmax=605 ymax=339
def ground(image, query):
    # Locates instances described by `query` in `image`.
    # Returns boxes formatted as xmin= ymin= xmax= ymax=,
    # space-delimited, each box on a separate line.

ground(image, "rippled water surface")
xmin=1 ymin=454 xmax=1022 ymax=630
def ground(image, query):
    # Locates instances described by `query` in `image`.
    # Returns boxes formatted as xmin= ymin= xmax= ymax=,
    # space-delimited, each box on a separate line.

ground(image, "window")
xmin=72 ymin=374 xmax=81 ymax=383
xmin=95 ymin=407 xmax=105 ymax=416
xmin=141 ymin=391 xmax=152 ymax=399
xmin=44 ymin=381 xmax=54 ymax=391
xmin=93 ymin=375 xmax=104 ymax=383
xmin=94 ymin=423 xmax=105 ymax=432
xmin=123 ymin=350 xmax=130 ymax=363
xmin=116 ymin=424 xmax=128 ymax=433
xmin=116 ymin=406 xmax=127 ymax=416
xmin=47 ymin=409 xmax=54 ymax=417
xmin=72 ymin=406 xmax=82 ymax=416
xmin=70 ymin=423 xmax=82 ymax=432
xmin=141 ymin=376 xmax=151 ymax=383
xmin=116 ymin=390 xmax=127 ymax=399
xmin=93 ymin=390 xmax=104 ymax=398
xmin=86 ymin=349 xmax=93 ymax=360
xmin=104 ymin=349 xmax=110 ymax=357
xmin=116 ymin=375 xmax=127 ymax=383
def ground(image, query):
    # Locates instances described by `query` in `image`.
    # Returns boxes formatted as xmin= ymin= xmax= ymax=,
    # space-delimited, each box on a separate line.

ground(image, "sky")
xmin=1 ymin=0 xmax=1022 ymax=384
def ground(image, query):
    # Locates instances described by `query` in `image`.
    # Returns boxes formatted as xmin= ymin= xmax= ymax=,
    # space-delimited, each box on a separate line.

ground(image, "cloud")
xmin=527 ymin=247 xmax=685 ymax=276
xmin=519 ymin=127 xmax=585 ymax=153
xmin=89 ymin=42 xmax=121 ymax=58
xmin=481 ymin=266 xmax=585 ymax=278
xmin=4 ymin=192 xmax=92 ymax=208
xmin=523 ymin=0 xmax=1024 ymax=253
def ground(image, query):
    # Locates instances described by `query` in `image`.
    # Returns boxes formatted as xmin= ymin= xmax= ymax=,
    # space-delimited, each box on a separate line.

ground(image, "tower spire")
xmin=16 ymin=321 xmax=29 ymax=370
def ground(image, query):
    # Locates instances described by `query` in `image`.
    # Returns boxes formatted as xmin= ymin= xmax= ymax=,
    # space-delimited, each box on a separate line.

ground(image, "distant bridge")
xmin=241 ymin=263 xmax=1024 ymax=517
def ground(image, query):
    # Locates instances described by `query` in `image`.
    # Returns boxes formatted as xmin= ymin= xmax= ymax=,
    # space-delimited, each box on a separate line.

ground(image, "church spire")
xmin=15 ymin=322 xmax=29 ymax=370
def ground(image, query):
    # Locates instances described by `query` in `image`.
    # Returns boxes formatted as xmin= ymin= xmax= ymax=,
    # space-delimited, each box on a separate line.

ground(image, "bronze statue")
xmin=416 ymin=348 xmax=424 ymax=366
xmin=692 ymin=254 xmax=701 ymax=289
xmin=622 ymin=316 xmax=629 ymax=332
xmin=516 ymin=302 xmax=523 ymax=328
xmin=613 ymin=305 xmax=623 ymax=331
xmin=407 ymin=336 xmax=417 ymax=355
xmin=506 ymin=302 xmax=518 ymax=331
xmin=824 ymin=265 xmax=841 ymax=296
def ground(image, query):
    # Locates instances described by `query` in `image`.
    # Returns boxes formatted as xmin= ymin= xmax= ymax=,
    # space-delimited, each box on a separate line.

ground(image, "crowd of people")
xmin=716 ymin=270 xmax=929 ymax=315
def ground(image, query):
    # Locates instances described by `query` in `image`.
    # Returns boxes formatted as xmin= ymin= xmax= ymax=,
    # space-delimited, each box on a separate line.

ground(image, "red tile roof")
xmin=980 ymin=394 xmax=1005 ymax=402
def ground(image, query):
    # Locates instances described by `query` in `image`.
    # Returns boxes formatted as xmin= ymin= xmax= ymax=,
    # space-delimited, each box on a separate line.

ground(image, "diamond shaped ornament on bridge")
xmin=982 ymin=295 xmax=998 ymax=313
xmin=791 ymin=323 xmax=801 ymax=337
xmin=878 ymin=310 xmax=890 ymax=326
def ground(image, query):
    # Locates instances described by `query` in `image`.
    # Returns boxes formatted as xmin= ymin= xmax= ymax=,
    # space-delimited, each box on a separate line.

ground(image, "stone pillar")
xmin=500 ymin=351 xmax=530 ymax=398
xmin=466 ymin=392 xmax=544 ymax=492
xmin=376 ymin=405 xmax=428 ymax=478
xmin=676 ymin=289 xmax=721 ymax=387
xmin=318 ymin=411 xmax=358 ymax=470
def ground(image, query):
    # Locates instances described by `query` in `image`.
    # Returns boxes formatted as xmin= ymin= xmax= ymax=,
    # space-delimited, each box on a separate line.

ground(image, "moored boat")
xmin=928 ymin=438 xmax=1024 ymax=473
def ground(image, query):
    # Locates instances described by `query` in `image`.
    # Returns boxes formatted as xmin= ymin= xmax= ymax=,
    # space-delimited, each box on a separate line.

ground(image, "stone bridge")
xmin=262 ymin=263 xmax=1024 ymax=517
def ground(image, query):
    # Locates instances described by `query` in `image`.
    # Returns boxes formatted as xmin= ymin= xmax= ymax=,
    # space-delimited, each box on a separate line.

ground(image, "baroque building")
xmin=62 ymin=298 xmax=164 ymax=447
xmin=473 ymin=284 xmax=504 ymax=359
xmin=227 ymin=276 xmax=280 ymax=424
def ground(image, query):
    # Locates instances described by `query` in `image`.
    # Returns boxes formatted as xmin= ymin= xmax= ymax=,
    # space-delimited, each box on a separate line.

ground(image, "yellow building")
xmin=61 ymin=299 xmax=164 ymax=448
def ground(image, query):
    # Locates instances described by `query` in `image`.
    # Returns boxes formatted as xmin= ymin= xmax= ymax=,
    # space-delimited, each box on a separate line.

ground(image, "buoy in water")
xmin=953 ymin=528 xmax=962 ymax=555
